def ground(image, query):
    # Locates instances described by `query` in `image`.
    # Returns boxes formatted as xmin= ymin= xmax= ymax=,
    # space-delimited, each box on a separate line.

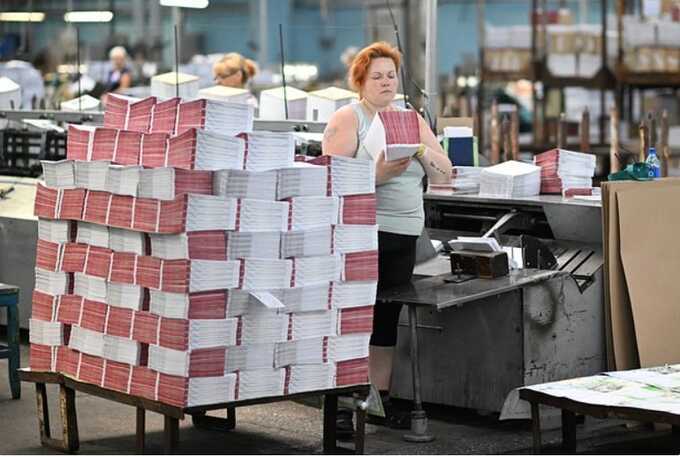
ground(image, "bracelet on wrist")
xmin=415 ymin=144 xmax=427 ymax=159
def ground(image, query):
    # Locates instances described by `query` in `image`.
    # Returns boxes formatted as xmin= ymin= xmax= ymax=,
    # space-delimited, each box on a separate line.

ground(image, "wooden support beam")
xmin=557 ymin=112 xmax=567 ymax=149
xmin=661 ymin=109 xmax=670 ymax=177
xmin=511 ymin=108 xmax=520 ymax=161
xmin=580 ymin=108 xmax=590 ymax=153
xmin=502 ymin=114 xmax=511 ymax=162
xmin=490 ymin=99 xmax=500 ymax=164
xmin=610 ymin=106 xmax=621 ymax=173
xmin=639 ymin=121 xmax=648 ymax=162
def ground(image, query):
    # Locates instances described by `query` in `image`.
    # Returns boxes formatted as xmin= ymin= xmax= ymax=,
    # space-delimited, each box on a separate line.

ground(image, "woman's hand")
xmin=375 ymin=150 xmax=411 ymax=185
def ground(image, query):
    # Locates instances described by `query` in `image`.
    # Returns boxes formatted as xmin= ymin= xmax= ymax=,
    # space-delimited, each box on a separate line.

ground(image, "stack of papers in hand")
xmin=151 ymin=72 xmax=200 ymax=100
xmin=258 ymin=86 xmax=308 ymax=121
xmin=479 ymin=160 xmax=541 ymax=198
xmin=310 ymin=155 xmax=375 ymax=196
xmin=158 ymin=373 xmax=237 ymax=407
xmin=167 ymin=128 xmax=245 ymax=170
xmin=138 ymin=168 xmax=214 ymax=200
xmin=379 ymin=110 xmax=420 ymax=161
xmin=214 ymin=169 xmax=277 ymax=201
xmin=106 ymin=165 xmax=141 ymax=196
xmin=276 ymin=163 xmax=328 ymax=199
xmin=225 ymin=343 xmax=276 ymax=372
xmin=237 ymin=368 xmax=287 ymax=399
xmin=288 ymin=363 xmax=335 ymax=393
xmin=238 ymin=132 xmax=295 ymax=172
xmin=534 ymin=148 xmax=596 ymax=194
xmin=274 ymin=337 xmax=328 ymax=367
xmin=197 ymin=85 xmax=251 ymax=105
xmin=42 ymin=160 xmax=75 ymax=188
xmin=177 ymin=99 xmax=254 ymax=136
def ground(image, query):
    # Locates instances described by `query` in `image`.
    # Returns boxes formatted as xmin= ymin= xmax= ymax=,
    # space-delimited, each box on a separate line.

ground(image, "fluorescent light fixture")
xmin=64 ymin=11 xmax=113 ymax=22
xmin=0 ymin=12 xmax=46 ymax=22
xmin=159 ymin=0 xmax=209 ymax=8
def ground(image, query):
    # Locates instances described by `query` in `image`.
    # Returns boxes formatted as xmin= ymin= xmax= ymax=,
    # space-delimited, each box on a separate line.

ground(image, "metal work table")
xmin=424 ymin=192 xmax=602 ymax=209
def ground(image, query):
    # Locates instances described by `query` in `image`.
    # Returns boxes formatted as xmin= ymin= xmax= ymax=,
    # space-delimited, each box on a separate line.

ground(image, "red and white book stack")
xmin=276 ymin=163 xmax=328 ymax=200
xmin=534 ymin=148 xmax=596 ymax=194
xmin=103 ymin=95 xmax=156 ymax=132
xmin=214 ymin=169 xmax=278 ymax=201
xmin=309 ymin=155 xmax=375 ymax=196
xmin=176 ymin=99 xmax=254 ymax=137
xmin=238 ymin=132 xmax=295 ymax=172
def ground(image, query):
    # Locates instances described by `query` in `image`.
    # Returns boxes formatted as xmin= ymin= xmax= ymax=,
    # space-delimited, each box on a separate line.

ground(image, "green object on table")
xmin=608 ymin=163 xmax=654 ymax=181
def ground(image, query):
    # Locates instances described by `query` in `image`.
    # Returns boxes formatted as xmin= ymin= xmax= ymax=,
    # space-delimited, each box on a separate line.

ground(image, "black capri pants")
xmin=370 ymin=231 xmax=419 ymax=347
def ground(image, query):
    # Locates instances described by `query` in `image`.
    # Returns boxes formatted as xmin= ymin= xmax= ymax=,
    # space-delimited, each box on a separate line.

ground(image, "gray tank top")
xmin=350 ymin=102 xmax=425 ymax=236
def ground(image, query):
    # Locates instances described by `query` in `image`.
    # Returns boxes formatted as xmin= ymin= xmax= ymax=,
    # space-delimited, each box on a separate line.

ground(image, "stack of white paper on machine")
xmin=275 ymin=337 xmax=327 ymax=367
xmin=106 ymin=165 xmax=141 ymax=196
xmin=75 ymin=160 xmax=109 ymax=191
xmin=334 ymin=225 xmax=378 ymax=254
xmin=225 ymin=343 xmax=276 ymax=372
xmin=240 ymin=131 xmax=295 ymax=172
xmin=167 ymin=128 xmax=245 ymax=171
xmin=0 ymin=76 xmax=21 ymax=109
xmin=258 ymin=86 xmax=308 ymax=120
xmin=331 ymin=281 xmax=377 ymax=309
xmin=281 ymin=226 xmax=333 ymax=258
xmin=197 ymin=85 xmax=251 ymax=104
xmin=239 ymin=308 xmax=289 ymax=345
xmin=288 ymin=196 xmax=339 ymax=230
xmin=109 ymin=228 xmax=146 ymax=255
xmin=73 ymin=273 xmax=108 ymax=303
xmin=177 ymin=99 xmax=254 ymax=137
xmin=309 ymin=155 xmax=375 ymax=196
xmin=288 ymin=363 xmax=335 ymax=393
xmin=39 ymin=220 xmax=72 ymax=244
xmin=479 ymin=160 xmax=541 ymax=198
xmin=290 ymin=311 xmax=337 ymax=340
xmin=60 ymin=94 xmax=100 ymax=112
xmin=107 ymin=282 xmax=144 ymax=310
xmin=292 ymin=255 xmax=342 ymax=287
xmin=41 ymin=160 xmax=75 ymax=188
xmin=75 ymin=222 xmax=110 ymax=248
xmin=151 ymin=72 xmax=200 ymax=100
xmin=306 ymin=87 xmax=357 ymax=122
xmin=272 ymin=282 xmax=331 ymax=313
xmin=213 ymin=169 xmax=278 ymax=201
xmin=29 ymin=319 xmax=64 ymax=346
xmin=276 ymin=163 xmax=328 ymax=199
xmin=448 ymin=236 xmax=502 ymax=253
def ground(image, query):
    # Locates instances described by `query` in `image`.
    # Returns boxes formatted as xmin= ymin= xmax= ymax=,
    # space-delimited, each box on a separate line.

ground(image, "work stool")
xmin=0 ymin=283 xmax=20 ymax=399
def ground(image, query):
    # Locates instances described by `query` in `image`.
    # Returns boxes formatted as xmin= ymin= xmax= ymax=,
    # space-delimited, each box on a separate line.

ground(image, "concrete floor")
xmin=1 ymin=341 xmax=678 ymax=455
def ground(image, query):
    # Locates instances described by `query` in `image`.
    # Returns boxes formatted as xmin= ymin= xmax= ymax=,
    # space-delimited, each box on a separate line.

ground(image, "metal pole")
xmin=259 ymin=0 xmax=268 ymax=69
xmin=477 ymin=0 xmax=485 ymax=158
xmin=424 ymin=0 xmax=438 ymax=117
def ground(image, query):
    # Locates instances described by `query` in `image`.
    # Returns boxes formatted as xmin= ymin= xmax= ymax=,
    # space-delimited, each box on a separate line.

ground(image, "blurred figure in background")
xmin=104 ymin=46 xmax=132 ymax=93
xmin=212 ymin=52 xmax=258 ymax=107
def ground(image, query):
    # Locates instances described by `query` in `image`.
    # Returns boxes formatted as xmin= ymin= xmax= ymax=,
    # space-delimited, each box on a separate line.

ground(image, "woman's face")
xmin=361 ymin=57 xmax=398 ymax=107
xmin=215 ymin=69 xmax=244 ymax=88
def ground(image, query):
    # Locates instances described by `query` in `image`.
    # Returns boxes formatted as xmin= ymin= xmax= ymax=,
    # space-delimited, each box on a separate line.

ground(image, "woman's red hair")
xmin=348 ymin=41 xmax=401 ymax=93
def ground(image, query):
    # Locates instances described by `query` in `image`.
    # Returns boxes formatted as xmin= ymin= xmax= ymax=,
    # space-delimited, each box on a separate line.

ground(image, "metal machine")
xmin=390 ymin=193 xmax=605 ymax=415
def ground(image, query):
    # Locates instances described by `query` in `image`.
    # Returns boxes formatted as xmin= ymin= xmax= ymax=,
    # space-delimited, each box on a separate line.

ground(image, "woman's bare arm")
xmin=415 ymin=113 xmax=453 ymax=184
xmin=322 ymin=106 xmax=359 ymax=157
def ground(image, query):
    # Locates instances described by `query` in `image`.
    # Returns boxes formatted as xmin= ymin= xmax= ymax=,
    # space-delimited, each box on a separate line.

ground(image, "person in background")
xmin=322 ymin=42 xmax=452 ymax=435
xmin=212 ymin=52 xmax=258 ymax=108
xmin=104 ymin=46 xmax=132 ymax=93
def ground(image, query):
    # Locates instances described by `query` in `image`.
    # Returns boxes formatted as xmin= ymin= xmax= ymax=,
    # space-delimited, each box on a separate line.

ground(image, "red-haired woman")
xmin=322 ymin=42 xmax=452 ymax=434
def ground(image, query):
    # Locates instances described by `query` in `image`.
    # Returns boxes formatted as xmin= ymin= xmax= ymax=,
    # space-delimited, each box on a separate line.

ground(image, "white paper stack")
xmin=331 ymin=281 xmax=377 ymax=309
xmin=60 ymin=95 xmax=100 ymax=112
xmin=292 ymin=255 xmax=342 ymax=287
xmin=106 ymin=165 xmax=141 ymax=196
xmin=148 ymin=345 xmax=200 ymax=377
xmin=280 ymin=226 xmax=332 ymax=258
xmin=69 ymin=325 xmax=106 ymax=357
xmin=38 ymin=219 xmax=72 ymax=244
xmin=197 ymin=85 xmax=251 ymax=104
xmin=161 ymin=318 xmax=239 ymax=350
xmin=227 ymin=231 xmax=280 ymax=259
xmin=236 ymin=199 xmax=289 ymax=232
xmin=34 ymin=269 xmax=69 ymax=296
xmin=239 ymin=308 xmax=289 ymax=345
xmin=288 ymin=363 xmax=335 ymax=393
xmin=276 ymin=162 xmax=328 ymax=199
xmin=310 ymin=155 xmax=375 ymax=196
xmin=288 ymin=196 xmax=339 ymax=230
xmin=334 ymin=225 xmax=378 ymax=254
xmin=271 ymin=282 xmax=331 ymax=313
xmin=29 ymin=319 xmax=64 ymax=346
xmin=0 ymin=76 xmax=21 ymax=109
xmin=164 ymin=194 xmax=238 ymax=233
xmin=258 ymin=86 xmax=308 ymax=120
xmin=137 ymin=167 xmax=213 ymax=200
xmin=151 ymin=72 xmax=200 ymax=100
xmin=225 ymin=343 xmax=276 ymax=372
xmin=226 ymin=289 xmax=254 ymax=317
xmin=237 ymin=368 xmax=287 ymax=400
xmin=241 ymin=258 xmax=293 ymax=290
xmin=306 ymin=87 xmax=357 ymax=122
xmin=274 ymin=337 xmax=327 ymax=367
xmin=478 ymin=161 xmax=541 ymax=198
xmin=177 ymin=99 xmax=254 ymax=137
xmin=73 ymin=273 xmax=108 ymax=303
xmin=109 ymin=228 xmax=146 ymax=255
xmin=240 ymin=132 xmax=296 ymax=172
xmin=534 ymin=148 xmax=597 ymax=194
xmin=42 ymin=160 xmax=75 ymax=188
xmin=103 ymin=334 xmax=141 ymax=365
xmin=75 ymin=160 xmax=110 ymax=191
xmin=163 ymin=375 xmax=237 ymax=407
xmin=332 ymin=333 xmax=371 ymax=361
xmin=76 ymin=222 xmax=110 ymax=248
xmin=167 ymin=128 xmax=246 ymax=171
xmin=452 ymin=166 xmax=482 ymax=193
xmin=107 ymin=282 xmax=144 ymax=311
xmin=290 ymin=311 xmax=337 ymax=340
xmin=213 ymin=169 xmax=277 ymax=201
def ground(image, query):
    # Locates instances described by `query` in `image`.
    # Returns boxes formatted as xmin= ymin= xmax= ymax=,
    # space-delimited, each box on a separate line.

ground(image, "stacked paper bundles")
xmin=379 ymin=110 xmax=420 ymax=161
xmin=41 ymin=160 xmax=75 ymax=188
xmin=306 ymin=87 xmax=357 ymax=122
xmin=150 ymin=98 xmax=181 ymax=135
xmin=176 ymin=99 xmax=254 ymax=137
xmin=29 ymin=98 xmax=377 ymax=409
xmin=478 ymin=161 xmax=541 ymax=198
xmin=259 ymin=86 xmax=308 ymax=120
xmin=103 ymin=94 xmax=156 ymax=132
xmin=197 ymin=85 xmax=251 ymax=105
xmin=534 ymin=148 xmax=596 ymax=194
xmin=151 ymin=72 xmax=200 ymax=100
xmin=428 ymin=166 xmax=482 ymax=195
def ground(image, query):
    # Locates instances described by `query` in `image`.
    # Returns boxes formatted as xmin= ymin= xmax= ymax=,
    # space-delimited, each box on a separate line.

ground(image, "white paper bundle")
xmin=75 ymin=160 xmax=110 ymax=191
xmin=271 ymin=282 xmax=331 ymax=313
xmin=288 ymin=196 xmax=339 ymax=230
xmin=306 ymin=87 xmax=357 ymax=122
xmin=178 ymin=99 xmax=254 ymax=137
xmin=103 ymin=334 xmax=141 ymax=365
xmin=310 ymin=155 xmax=375 ymax=196
xmin=288 ymin=363 xmax=336 ymax=393
xmin=183 ymin=375 xmax=237 ymax=407
xmin=109 ymin=228 xmax=146 ymax=255
xmin=331 ymin=333 xmax=371 ymax=361
xmin=277 ymin=162 xmax=328 ymax=200
xmin=331 ymin=281 xmax=377 ymax=309
xmin=478 ymin=161 xmax=541 ymax=198
xmin=241 ymin=258 xmax=293 ymax=290
xmin=179 ymin=260 xmax=240 ymax=293
xmin=69 ymin=325 xmax=106 ymax=357
xmin=165 ymin=318 xmax=239 ymax=351
xmin=148 ymin=345 xmax=195 ymax=377
xmin=213 ymin=169 xmax=277 ymax=201
xmin=0 ymin=76 xmax=21 ymax=109
xmin=430 ymin=165 xmax=483 ymax=194
xmin=106 ymin=165 xmax=141 ymax=197
xmin=227 ymin=231 xmax=280 ymax=259
xmin=293 ymin=255 xmax=342 ymax=287
xmin=241 ymin=132 xmax=296 ymax=172
xmin=174 ymin=195 xmax=239 ymax=232
xmin=60 ymin=94 xmax=100 ymax=112
xmin=75 ymin=222 xmax=110 ymax=248
xmin=41 ymin=160 xmax=75 ymax=188
xmin=226 ymin=290 xmax=253 ymax=317
xmin=290 ymin=311 xmax=337 ymax=340
xmin=137 ymin=167 xmax=213 ymax=201
xmin=239 ymin=308 xmax=289 ymax=345
xmin=225 ymin=343 xmax=276 ymax=373
xmin=274 ymin=337 xmax=327 ymax=367
xmin=38 ymin=219 xmax=72 ymax=244
xmin=535 ymin=148 xmax=596 ymax=176
xmin=237 ymin=368 xmax=287 ymax=400
xmin=258 ymin=86 xmax=308 ymax=120
xmin=334 ymin=225 xmax=378 ymax=254
xmin=168 ymin=128 xmax=246 ymax=171
xmin=107 ymin=282 xmax=144 ymax=311
xmin=73 ymin=273 xmax=108 ymax=303
xmin=34 ymin=269 xmax=69 ymax=296
xmin=151 ymin=72 xmax=200 ymax=100
xmin=280 ymin=226 xmax=332 ymax=258
xmin=197 ymin=85 xmax=251 ymax=104
xmin=237 ymin=199 xmax=289 ymax=232
xmin=29 ymin=319 xmax=64 ymax=346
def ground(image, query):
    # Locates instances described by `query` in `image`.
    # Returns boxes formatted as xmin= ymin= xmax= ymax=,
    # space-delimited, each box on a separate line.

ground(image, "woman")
xmin=322 ymin=42 xmax=452 ymax=432
xmin=212 ymin=52 xmax=258 ymax=108
xmin=104 ymin=46 xmax=132 ymax=94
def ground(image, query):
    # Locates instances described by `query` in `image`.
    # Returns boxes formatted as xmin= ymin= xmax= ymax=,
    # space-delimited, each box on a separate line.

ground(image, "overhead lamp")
xmin=64 ymin=11 xmax=113 ymax=22
xmin=159 ymin=0 xmax=209 ymax=8
xmin=0 ymin=12 xmax=46 ymax=22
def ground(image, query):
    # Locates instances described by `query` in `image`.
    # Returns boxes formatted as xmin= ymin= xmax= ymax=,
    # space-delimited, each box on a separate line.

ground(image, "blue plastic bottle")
xmin=645 ymin=147 xmax=661 ymax=178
